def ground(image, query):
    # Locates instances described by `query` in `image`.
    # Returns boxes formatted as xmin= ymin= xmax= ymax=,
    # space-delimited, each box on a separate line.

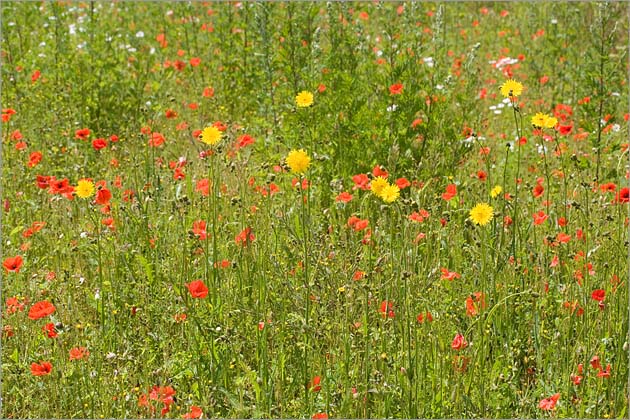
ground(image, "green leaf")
xmin=135 ymin=253 xmax=154 ymax=285
xmin=9 ymin=348 xmax=18 ymax=364
xmin=9 ymin=225 xmax=23 ymax=237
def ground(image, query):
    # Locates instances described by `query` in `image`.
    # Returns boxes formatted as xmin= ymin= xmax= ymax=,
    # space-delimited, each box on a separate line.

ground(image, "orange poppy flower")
xmin=31 ymin=361 xmax=53 ymax=376
xmin=28 ymin=300 xmax=56 ymax=320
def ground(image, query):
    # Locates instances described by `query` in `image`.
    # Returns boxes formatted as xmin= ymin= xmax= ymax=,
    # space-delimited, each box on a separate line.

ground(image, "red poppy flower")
xmin=48 ymin=177 xmax=73 ymax=195
xmin=42 ymin=322 xmax=58 ymax=338
xmin=186 ymin=280 xmax=208 ymax=299
xmin=442 ymin=184 xmax=457 ymax=201
xmin=173 ymin=60 xmax=186 ymax=71
xmin=95 ymin=187 xmax=112 ymax=205
xmin=409 ymin=211 xmax=426 ymax=223
xmin=389 ymin=83 xmax=403 ymax=95
xmin=212 ymin=121 xmax=227 ymax=131
xmin=31 ymin=361 xmax=53 ymax=376
xmin=92 ymin=138 xmax=107 ymax=150
xmin=102 ymin=217 xmax=114 ymax=230
xmin=556 ymin=232 xmax=571 ymax=244
xmin=352 ymin=174 xmax=370 ymax=190
xmin=441 ymin=268 xmax=461 ymax=281
xmin=165 ymin=109 xmax=178 ymax=119
xmin=451 ymin=333 xmax=468 ymax=350
xmin=309 ymin=376 xmax=321 ymax=392
xmin=148 ymin=132 xmax=166 ymax=147
xmin=532 ymin=183 xmax=544 ymax=198
xmin=75 ymin=128 xmax=90 ymax=140
xmin=195 ymin=178 xmax=210 ymax=196
xmin=591 ymin=289 xmax=605 ymax=302
xmin=597 ymin=364 xmax=611 ymax=378
xmin=312 ymin=413 xmax=328 ymax=419
xmin=235 ymin=227 xmax=255 ymax=246
xmin=237 ymin=134 xmax=255 ymax=148
xmin=616 ymin=187 xmax=629 ymax=203
xmin=29 ymin=69 xmax=42 ymax=83
xmin=6 ymin=296 xmax=25 ymax=314
xmin=69 ymin=347 xmax=90 ymax=360
xmin=192 ymin=220 xmax=208 ymax=240
xmin=335 ymin=192 xmax=353 ymax=203
xmin=28 ymin=300 xmax=56 ymax=320
xmin=466 ymin=292 xmax=486 ymax=317
xmin=183 ymin=405 xmax=203 ymax=419
xmin=532 ymin=211 xmax=548 ymax=225
xmin=28 ymin=151 xmax=43 ymax=168
xmin=353 ymin=219 xmax=369 ymax=232
xmin=379 ymin=300 xmax=395 ymax=318
xmin=372 ymin=165 xmax=388 ymax=178
xmin=36 ymin=175 xmax=51 ymax=189
xmin=538 ymin=393 xmax=560 ymax=410
xmin=590 ymin=355 xmax=602 ymax=370
xmin=4 ymin=325 xmax=14 ymax=337
xmin=395 ymin=177 xmax=411 ymax=189
xmin=3 ymin=256 xmax=23 ymax=273
xmin=558 ymin=124 xmax=573 ymax=136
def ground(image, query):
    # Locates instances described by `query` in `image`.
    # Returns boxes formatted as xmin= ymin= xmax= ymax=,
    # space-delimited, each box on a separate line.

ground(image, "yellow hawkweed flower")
xmin=201 ymin=126 xmax=222 ymax=146
xmin=469 ymin=203 xmax=494 ymax=226
xmin=379 ymin=184 xmax=400 ymax=203
xmin=295 ymin=91 xmax=314 ymax=108
xmin=370 ymin=177 xmax=389 ymax=197
xmin=544 ymin=115 xmax=558 ymax=129
xmin=531 ymin=113 xmax=557 ymax=129
xmin=490 ymin=185 xmax=503 ymax=198
xmin=285 ymin=149 xmax=311 ymax=174
xmin=531 ymin=112 xmax=547 ymax=128
xmin=500 ymin=79 xmax=523 ymax=98
xmin=75 ymin=179 xmax=95 ymax=199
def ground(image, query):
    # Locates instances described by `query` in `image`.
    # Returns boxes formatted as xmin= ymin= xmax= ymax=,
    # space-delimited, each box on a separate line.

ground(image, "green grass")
xmin=1 ymin=1 xmax=629 ymax=418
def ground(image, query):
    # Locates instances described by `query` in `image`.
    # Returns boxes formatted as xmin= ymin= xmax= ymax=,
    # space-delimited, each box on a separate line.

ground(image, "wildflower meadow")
xmin=1 ymin=1 xmax=629 ymax=418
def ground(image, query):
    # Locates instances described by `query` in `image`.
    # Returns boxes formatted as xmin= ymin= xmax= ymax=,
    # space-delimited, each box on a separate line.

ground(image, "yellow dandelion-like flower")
xmin=370 ymin=177 xmax=389 ymax=197
xmin=544 ymin=115 xmax=558 ymax=129
xmin=285 ymin=149 xmax=311 ymax=174
xmin=490 ymin=185 xmax=503 ymax=198
xmin=500 ymin=79 xmax=523 ymax=98
xmin=201 ymin=126 xmax=222 ymax=146
xmin=75 ymin=179 xmax=95 ymax=199
xmin=531 ymin=112 xmax=547 ymax=128
xmin=295 ymin=91 xmax=314 ymax=108
xmin=469 ymin=203 xmax=494 ymax=226
xmin=379 ymin=184 xmax=400 ymax=203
